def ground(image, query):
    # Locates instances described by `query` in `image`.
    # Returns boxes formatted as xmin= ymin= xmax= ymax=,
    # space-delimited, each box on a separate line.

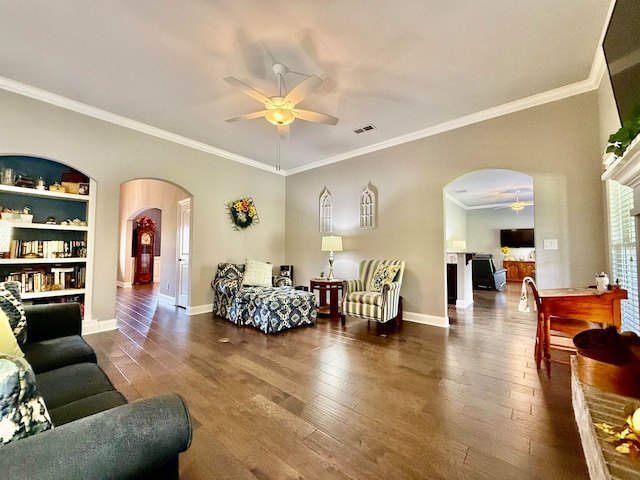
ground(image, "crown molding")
xmin=0 ymin=76 xmax=286 ymax=176
xmin=287 ymin=73 xmax=601 ymax=176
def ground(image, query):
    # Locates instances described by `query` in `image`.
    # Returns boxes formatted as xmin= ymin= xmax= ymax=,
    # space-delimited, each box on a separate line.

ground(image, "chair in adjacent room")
xmin=523 ymin=277 xmax=602 ymax=376
xmin=341 ymin=260 xmax=405 ymax=336
xmin=471 ymin=254 xmax=507 ymax=290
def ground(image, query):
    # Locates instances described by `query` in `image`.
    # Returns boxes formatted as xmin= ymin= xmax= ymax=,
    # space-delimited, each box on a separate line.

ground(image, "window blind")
xmin=607 ymin=179 xmax=639 ymax=334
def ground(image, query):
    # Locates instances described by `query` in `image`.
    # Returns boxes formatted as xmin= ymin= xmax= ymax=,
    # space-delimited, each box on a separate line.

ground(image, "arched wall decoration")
xmin=319 ymin=187 xmax=333 ymax=233
xmin=360 ymin=182 xmax=378 ymax=229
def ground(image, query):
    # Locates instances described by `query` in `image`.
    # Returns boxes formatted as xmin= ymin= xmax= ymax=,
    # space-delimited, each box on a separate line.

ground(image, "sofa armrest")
xmin=342 ymin=279 xmax=363 ymax=294
xmin=24 ymin=303 xmax=82 ymax=343
xmin=0 ymin=394 xmax=192 ymax=480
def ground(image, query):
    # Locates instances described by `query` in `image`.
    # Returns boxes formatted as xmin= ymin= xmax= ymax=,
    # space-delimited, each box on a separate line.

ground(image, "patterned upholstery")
xmin=342 ymin=260 xmax=405 ymax=325
xmin=212 ymin=263 xmax=315 ymax=334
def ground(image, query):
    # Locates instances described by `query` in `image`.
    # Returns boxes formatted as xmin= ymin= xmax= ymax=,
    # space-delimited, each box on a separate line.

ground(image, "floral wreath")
xmin=136 ymin=216 xmax=156 ymax=229
xmin=228 ymin=197 xmax=259 ymax=230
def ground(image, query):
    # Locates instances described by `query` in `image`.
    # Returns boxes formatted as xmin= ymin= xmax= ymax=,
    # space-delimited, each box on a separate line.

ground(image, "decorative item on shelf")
xmin=135 ymin=216 xmax=156 ymax=229
xmin=61 ymin=182 xmax=80 ymax=194
xmin=1 ymin=167 xmax=13 ymax=186
xmin=35 ymin=177 xmax=46 ymax=190
xmin=227 ymin=197 xmax=259 ymax=230
xmin=606 ymin=105 xmax=640 ymax=158
xmin=500 ymin=246 xmax=510 ymax=259
xmin=46 ymin=217 xmax=56 ymax=225
xmin=0 ymin=219 xmax=11 ymax=258
xmin=1 ymin=207 xmax=33 ymax=223
xmin=78 ymin=182 xmax=89 ymax=195
xmin=49 ymin=182 xmax=66 ymax=193
xmin=321 ymin=235 xmax=343 ymax=280
xmin=14 ymin=175 xmax=35 ymax=188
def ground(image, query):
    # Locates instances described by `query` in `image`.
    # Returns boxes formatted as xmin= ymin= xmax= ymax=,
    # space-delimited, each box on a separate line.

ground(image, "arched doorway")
xmin=118 ymin=179 xmax=191 ymax=307
xmin=444 ymin=169 xmax=534 ymax=311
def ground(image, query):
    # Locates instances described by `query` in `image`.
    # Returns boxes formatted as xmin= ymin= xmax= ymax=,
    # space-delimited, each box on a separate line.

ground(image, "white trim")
xmin=82 ymin=318 xmax=118 ymax=335
xmin=455 ymin=299 xmax=473 ymax=309
xmin=0 ymin=76 xmax=284 ymax=176
xmin=116 ymin=281 xmax=132 ymax=288
xmin=403 ymin=311 xmax=449 ymax=328
xmin=157 ymin=293 xmax=176 ymax=306
xmin=186 ymin=303 xmax=213 ymax=316
xmin=286 ymin=76 xmax=601 ymax=176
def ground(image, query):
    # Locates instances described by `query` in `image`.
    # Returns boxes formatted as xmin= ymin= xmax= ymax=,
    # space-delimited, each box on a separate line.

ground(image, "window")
xmin=607 ymin=179 xmax=639 ymax=334
xmin=319 ymin=187 xmax=332 ymax=233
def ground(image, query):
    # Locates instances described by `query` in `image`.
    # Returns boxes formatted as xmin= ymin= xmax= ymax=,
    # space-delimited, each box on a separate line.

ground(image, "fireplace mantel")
xmin=602 ymin=135 xmax=640 ymax=188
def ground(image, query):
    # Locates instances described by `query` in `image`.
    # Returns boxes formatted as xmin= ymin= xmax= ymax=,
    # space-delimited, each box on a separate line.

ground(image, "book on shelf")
xmin=2 ymin=265 xmax=86 ymax=293
xmin=7 ymin=239 xmax=87 ymax=259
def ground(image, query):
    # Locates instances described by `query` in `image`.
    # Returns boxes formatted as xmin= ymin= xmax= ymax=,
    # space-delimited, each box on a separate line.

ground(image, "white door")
xmin=177 ymin=198 xmax=190 ymax=308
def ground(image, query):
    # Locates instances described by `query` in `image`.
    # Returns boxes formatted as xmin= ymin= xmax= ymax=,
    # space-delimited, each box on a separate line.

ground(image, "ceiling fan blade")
xmin=283 ymin=75 xmax=322 ymax=106
xmin=223 ymin=76 xmax=272 ymax=105
xmin=225 ymin=110 xmax=268 ymax=123
xmin=293 ymin=109 xmax=339 ymax=125
xmin=277 ymin=124 xmax=290 ymax=140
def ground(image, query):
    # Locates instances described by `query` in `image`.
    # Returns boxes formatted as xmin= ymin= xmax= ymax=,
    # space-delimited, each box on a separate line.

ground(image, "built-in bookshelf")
xmin=0 ymin=156 xmax=94 ymax=318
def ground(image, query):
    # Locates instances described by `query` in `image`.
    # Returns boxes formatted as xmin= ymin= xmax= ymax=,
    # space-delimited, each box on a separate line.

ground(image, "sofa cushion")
xmin=35 ymin=362 xmax=116 ymax=411
xmin=369 ymin=263 xmax=401 ymax=293
xmin=0 ymin=354 xmax=53 ymax=445
xmin=23 ymin=335 xmax=97 ymax=374
xmin=0 ymin=281 xmax=27 ymax=345
xmin=48 ymin=390 xmax=128 ymax=426
xmin=242 ymin=258 xmax=273 ymax=287
xmin=0 ymin=310 xmax=24 ymax=358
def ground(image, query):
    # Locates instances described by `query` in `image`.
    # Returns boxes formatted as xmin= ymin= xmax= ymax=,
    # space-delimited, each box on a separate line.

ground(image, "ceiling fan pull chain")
xmin=276 ymin=134 xmax=281 ymax=171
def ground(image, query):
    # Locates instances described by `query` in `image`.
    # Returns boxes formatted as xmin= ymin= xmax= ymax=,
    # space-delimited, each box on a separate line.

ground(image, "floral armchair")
xmin=342 ymin=260 xmax=405 ymax=335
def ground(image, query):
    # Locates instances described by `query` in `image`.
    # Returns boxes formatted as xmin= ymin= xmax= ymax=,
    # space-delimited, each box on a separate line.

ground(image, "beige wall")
xmin=0 ymin=89 xmax=286 ymax=325
xmin=118 ymin=179 xmax=189 ymax=297
xmin=285 ymin=92 xmax=606 ymax=324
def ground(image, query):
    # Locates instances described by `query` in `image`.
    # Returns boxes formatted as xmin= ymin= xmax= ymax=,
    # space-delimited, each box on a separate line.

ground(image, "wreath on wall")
xmin=227 ymin=197 xmax=259 ymax=230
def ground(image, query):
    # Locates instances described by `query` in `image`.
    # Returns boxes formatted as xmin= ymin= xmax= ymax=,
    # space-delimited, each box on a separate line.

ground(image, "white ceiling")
xmin=0 ymin=0 xmax=613 ymax=188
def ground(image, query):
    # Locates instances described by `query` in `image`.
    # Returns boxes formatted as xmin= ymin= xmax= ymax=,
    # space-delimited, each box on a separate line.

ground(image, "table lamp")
xmin=321 ymin=235 xmax=343 ymax=280
xmin=0 ymin=220 xmax=12 ymax=258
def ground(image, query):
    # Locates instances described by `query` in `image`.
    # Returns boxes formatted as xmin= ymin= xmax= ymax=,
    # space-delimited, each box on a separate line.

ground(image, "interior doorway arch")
xmin=118 ymin=178 xmax=191 ymax=307
xmin=444 ymin=169 xmax=534 ymax=311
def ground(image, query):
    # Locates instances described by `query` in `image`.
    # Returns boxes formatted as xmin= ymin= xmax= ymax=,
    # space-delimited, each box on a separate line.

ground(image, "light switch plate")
xmin=543 ymin=239 xmax=558 ymax=250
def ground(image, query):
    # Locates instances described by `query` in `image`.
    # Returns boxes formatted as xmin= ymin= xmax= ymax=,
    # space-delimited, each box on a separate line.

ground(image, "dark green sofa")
xmin=0 ymin=303 xmax=192 ymax=479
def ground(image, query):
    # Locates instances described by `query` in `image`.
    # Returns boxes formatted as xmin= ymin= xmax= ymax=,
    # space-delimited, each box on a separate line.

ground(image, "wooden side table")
xmin=310 ymin=279 xmax=343 ymax=318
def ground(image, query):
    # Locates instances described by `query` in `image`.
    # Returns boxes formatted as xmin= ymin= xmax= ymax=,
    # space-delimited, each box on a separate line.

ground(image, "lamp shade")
xmin=321 ymin=235 xmax=343 ymax=252
xmin=0 ymin=220 xmax=12 ymax=253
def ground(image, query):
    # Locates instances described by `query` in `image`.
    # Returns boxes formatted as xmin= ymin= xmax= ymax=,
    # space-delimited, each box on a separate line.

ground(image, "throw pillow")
xmin=0 ymin=310 xmax=24 ymax=358
xmin=241 ymin=258 xmax=273 ymax=287
xmin=0 ymin=282 xmax=27 ymax=345
xmin=0 ymin=354 xmax=53 ymax=445
xmin=369 ymin=264 xmax=401 ymax=293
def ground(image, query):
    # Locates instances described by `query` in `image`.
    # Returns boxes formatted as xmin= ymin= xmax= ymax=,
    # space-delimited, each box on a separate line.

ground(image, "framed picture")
xmin=78 ymin=182 xmax=90 ymax=195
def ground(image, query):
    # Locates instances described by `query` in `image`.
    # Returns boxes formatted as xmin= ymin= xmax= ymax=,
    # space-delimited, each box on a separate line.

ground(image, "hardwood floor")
xmin=85 ymin=284 xmax=589 ymax=479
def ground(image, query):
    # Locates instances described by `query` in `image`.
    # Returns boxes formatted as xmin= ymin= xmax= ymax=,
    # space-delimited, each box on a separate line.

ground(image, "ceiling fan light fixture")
xmin=511 ymin=202 xmax=525 ymax=211
xmin=265 ymin=108 xmax=295 ymax=126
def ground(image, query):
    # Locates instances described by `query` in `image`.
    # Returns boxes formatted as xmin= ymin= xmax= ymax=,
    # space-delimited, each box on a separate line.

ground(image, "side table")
xmin=310 ymin=279 xmax=343 ymax=319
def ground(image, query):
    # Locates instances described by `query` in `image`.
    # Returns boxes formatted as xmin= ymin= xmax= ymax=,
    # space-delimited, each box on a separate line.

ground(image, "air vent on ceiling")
xmin=352 ymin=124 xmax=376 ymax=134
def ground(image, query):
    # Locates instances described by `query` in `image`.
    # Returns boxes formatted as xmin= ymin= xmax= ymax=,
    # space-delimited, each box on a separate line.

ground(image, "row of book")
xmin=2 ymin=265 xmax=86 ymax=293
xmin=7 ymin=240 xmax=87 ymax=259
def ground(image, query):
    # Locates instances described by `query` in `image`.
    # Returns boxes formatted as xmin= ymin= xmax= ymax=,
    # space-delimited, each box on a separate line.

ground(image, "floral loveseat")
xmin=212 ymin=259 xmax=317 ymax=334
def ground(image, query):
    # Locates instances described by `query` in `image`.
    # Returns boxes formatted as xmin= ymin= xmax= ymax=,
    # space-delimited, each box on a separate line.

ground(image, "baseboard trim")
xmin=116 ymin=281 xmax=132 ymax=288
xmin=455 ymin=299 xmax=474 ymax=309
xmin=403 ymin=311 xmax=449 ymax=328
xmin=186 ymin=304 xmax=213 ymax=316
xmin=157 ymin=293 xmax=175 ymax=306
xmin=82 ymin=318 xmax=118 ymax=335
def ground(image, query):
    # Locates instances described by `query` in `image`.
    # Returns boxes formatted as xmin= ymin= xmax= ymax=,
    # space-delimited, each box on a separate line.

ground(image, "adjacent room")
xmin=1 ymin=1 xmax=639 ymax=478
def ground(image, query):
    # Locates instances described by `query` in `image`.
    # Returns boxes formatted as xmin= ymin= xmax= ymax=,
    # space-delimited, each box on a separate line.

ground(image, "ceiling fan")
xmin=495 ymin=190 xmax=534 ymax=210
xmin=224 ymin=63 xmax=339 ymax=141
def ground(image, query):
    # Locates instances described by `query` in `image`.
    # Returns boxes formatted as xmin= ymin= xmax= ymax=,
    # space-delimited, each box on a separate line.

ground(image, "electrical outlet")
xmin=543 ymin=239 xmax=558 ymax=250
xmin=166 ymin=282 xmax=170 ymax=289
